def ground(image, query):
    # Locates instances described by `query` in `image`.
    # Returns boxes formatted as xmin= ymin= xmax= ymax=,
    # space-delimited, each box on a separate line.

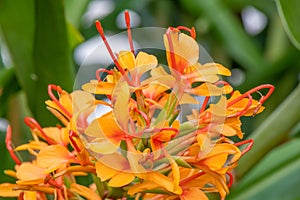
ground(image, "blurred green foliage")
xmin=0 ymin=0 xmax=299 ymax=199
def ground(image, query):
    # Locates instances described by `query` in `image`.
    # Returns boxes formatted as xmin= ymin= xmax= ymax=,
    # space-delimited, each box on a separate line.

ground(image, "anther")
xmin=124 ymin=10 xmax=134 ymax=54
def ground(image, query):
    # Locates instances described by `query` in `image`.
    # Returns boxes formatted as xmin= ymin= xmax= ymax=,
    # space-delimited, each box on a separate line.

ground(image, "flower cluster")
xmin=0 ymin=11 xmax=274 ymax=200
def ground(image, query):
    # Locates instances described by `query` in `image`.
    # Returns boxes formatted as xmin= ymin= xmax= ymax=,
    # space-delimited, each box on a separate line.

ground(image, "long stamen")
xmin=229 ymin=94 xmax=253 ymax=117
xmin=180 ymin=171 xmax=206 ymax=185
xmin=5 ymin=125 xmax=22 ymax=165
xmin=176 ymin=26 xmax=196 ymax=39
xmin=124 ymin=10 xmax=134 ymax=54
xmin=69 ymin=130 xmax=81 ymax=153
xmin=48 ymin=84 xmax=72 ymax=119
xmin=166 ymin=28 xmax=176 ymax=70
xmin=235 ymin=139 xmax=254 ymax=156
xmin=226 ymin=172 xmax=234 ymax=188
xmin=200 ymin=96 xmax=210 ymax=113
xmin=95 ymin=20 xmax=125 ymax=75
xmin=96 ymin=68 xmax=113 ymax=81
xmin=227 ymin=84 xmax=274 ymax=107
xmin=24 ymin=117 xmax=54 ymax=145
xmin=44 ymin=175 xmax=62 ymax=188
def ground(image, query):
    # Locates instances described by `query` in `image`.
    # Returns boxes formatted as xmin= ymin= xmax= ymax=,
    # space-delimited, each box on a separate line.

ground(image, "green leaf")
xmin=0 ymin=0 xmax=78 ymax=125
xmin=64 ymin=0 xmax=89 ymax=28
xmin=33 ymin=0 xmax=75 ymax=125
xmin=229 ymin=139 xmax=300 ymax=200
xmin=276 ymin=0 xmax=300 ymax=50
xmin=0 ymin=0 xmax=35 ymax=112
xmin=237 ymin=83 xmax=300 ymax=177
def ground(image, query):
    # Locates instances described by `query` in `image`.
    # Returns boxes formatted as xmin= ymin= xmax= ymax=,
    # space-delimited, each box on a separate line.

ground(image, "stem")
xmin=95 ymin=20 xmax=125 ymax=75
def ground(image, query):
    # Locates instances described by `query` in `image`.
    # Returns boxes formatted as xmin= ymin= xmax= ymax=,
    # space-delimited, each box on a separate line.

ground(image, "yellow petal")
xmin=23 ymin=191 xmax=37 ymax=200
xmin=0 ymin=183 xmax=21 ymax=197
xmin=138 ymin=172 xmax=182 ymax=195
xmin=70 ymin=183 xmax=102 ymax=200
xmin=190 ymin=83 xmax=227 ymax=96
xmin=210 ymin=124 xmax=237 ymax=137
xmin=199 ymin=63 xmax=231 ymax=76
xmin=87 ymin=139 xmax=118 ymax=155
xmin=95 ymin=161 xmax=118 ymax=181
xmin=112 ymin=81 xmax=130 ymax=132
xmin=128 ymin=181 xmax=160 ymax=195
xmin=132 ymin=51 xmax=158 ymax=80
xmin=82 ymin=80 xmax=114 ymax=95
xmin=118 ymin=51 xmax=135 ymax=70
xmin=4 ymin=170 xmax=17 ymax=179
xmin=108 ymin=172 xmax=135 ymax=187
xmin=14 ymin=141 xmax=48 ymax=151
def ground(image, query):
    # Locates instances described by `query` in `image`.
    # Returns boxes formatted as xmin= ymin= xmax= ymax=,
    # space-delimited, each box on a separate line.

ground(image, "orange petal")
xmin=0 ymin=183 xmax=21 ymax=197
xmin=95 ymin=161 xmax=118 ymax=181
xmin=108 ymin=172 xmax=135 ymax=187
xmin=164 ymin=31 xmax=199 ymax=73
xmin=181 ymin=187 xmax=208 ymax=200
xmin=36 ymin=145 xmax=73 ymax=172
xmin=16 ymin=162 xmax=46 ymax=182
xmin=70 ymin=183 xmax=102 ymax=200
xmin=138 ymin=172 xmax=182 ymax=195
xmin=190 ymin=83 xmax=228 ymax=96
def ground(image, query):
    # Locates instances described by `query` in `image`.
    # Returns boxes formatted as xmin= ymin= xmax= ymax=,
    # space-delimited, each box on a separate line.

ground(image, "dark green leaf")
xmin=33 ymin=0 xmax=75 ymax=125
xmin=276 ymin=0 xmax=300 ymax=50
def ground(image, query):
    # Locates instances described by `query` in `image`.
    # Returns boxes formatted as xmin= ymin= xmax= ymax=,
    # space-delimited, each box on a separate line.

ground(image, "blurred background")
xmin=0 ymin=0 xmax=300 ymax=199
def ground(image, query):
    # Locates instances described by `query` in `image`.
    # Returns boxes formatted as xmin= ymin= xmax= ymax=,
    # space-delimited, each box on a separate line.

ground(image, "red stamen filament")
xmin=48 ymin=84 xmax=72 ymax=119
xmin=235 ymin=139 xmax=254 ymax=156
xmin=18 ymin=192 xmax=24 ymax=200
xmin=232 ymin=94 xmax=253 ymax=117
xmin=95 ymin=20 xmax=125 ymax=75
xmin=44 ymin=175 xmax=62 ymax=188
xmin=5 ymin=126 xmax=22 ymax=165
xmin=24 ymin=117 xmax=55 ymax=145
xmin=176 ymin=26 xmax=196 ymax=39
xmin=226 ymin=172 xmax=234 ymax=188
xmin=180 ymin=171 xmax=206 ymax=185
xmin=166 ymin=28 xmax=176 ymax=70
xmin=96 ymin=68 xmax=113 ymax=81
xmin=227 ymin=84 xmax=274 ymax=108
xmin=69 ymin=130 xmax=81 ymax=153
xmin=124 ymin=10 xmax=134 ymax=54
xmin=200 ymin=96 xmax=210 ymax=113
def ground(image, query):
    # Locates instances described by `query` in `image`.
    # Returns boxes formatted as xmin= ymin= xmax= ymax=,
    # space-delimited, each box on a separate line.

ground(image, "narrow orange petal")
xmin=70 ymin=183 xmax=102 ymax=200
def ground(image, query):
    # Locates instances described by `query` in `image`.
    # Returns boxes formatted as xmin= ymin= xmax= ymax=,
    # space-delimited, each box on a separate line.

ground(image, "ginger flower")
xmin=0 ymin=10 xmax=274 ymax=200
